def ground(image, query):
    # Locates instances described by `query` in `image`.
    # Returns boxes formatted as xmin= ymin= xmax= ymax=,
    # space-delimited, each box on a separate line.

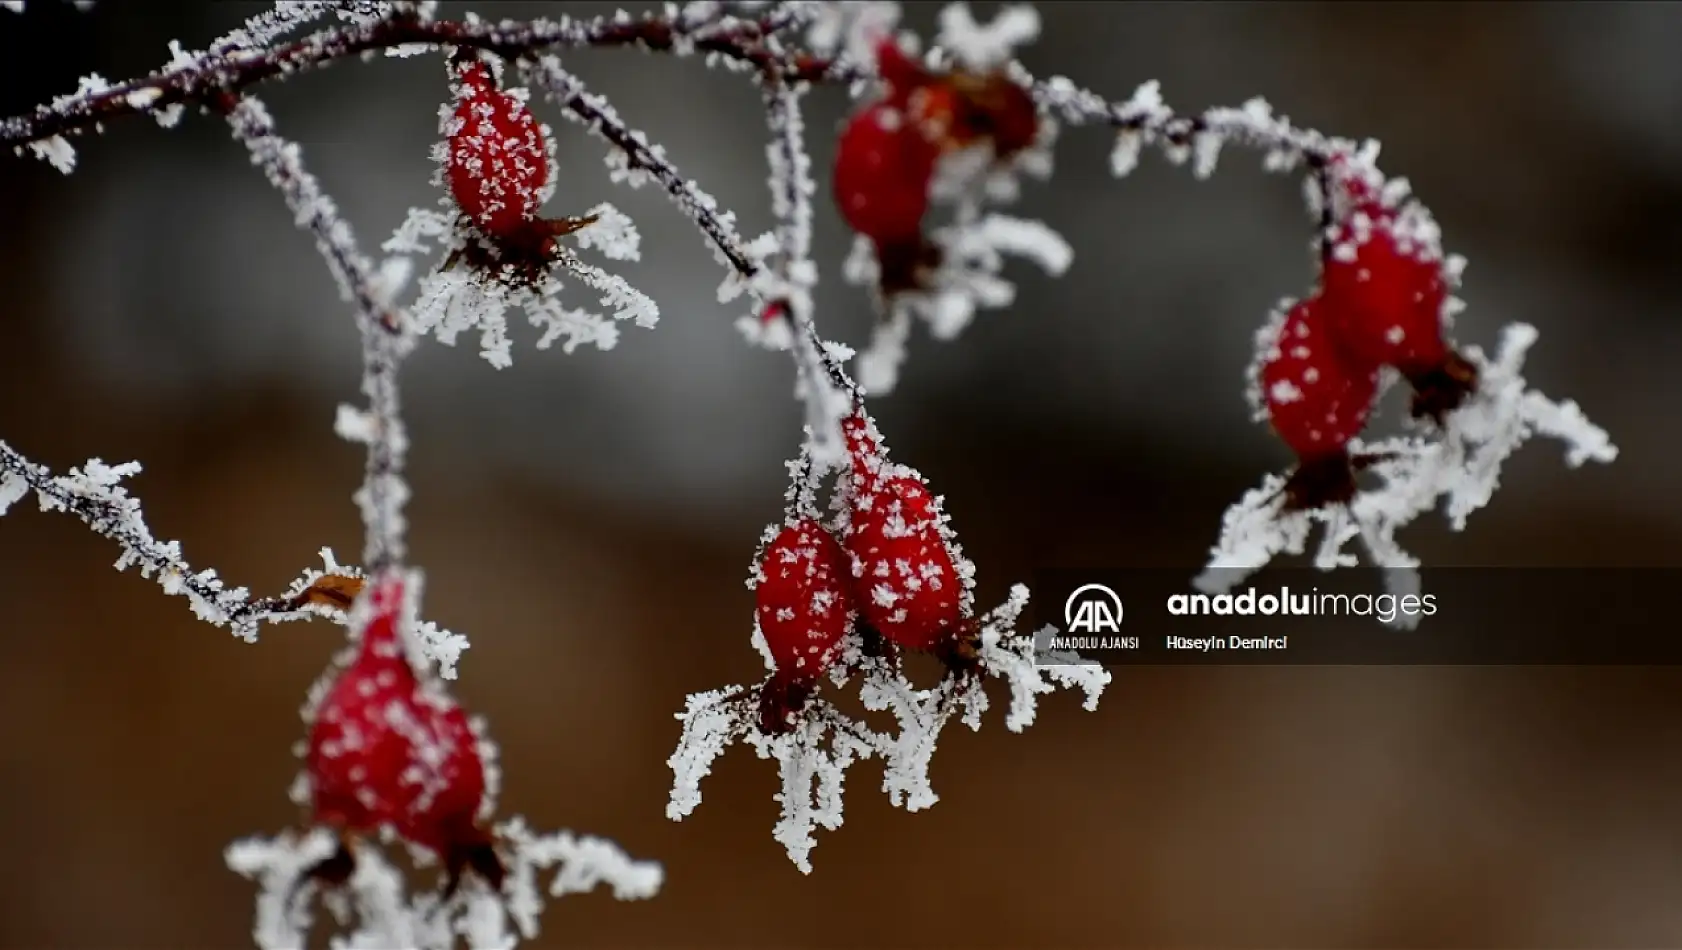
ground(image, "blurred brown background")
xmin=5 ymin=1 xmax=1682 ymax=946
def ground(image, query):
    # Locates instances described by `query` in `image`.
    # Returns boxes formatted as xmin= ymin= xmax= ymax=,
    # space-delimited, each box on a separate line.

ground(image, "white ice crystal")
xmin=226 ymin=819 xmax=659 ymax=950
xmin=804 ymin=0 xmax=901 ymax=63
xmin=383 ymin=204 xmax=657 ymax=366
xmin=25 ymin=135 xmax=76 ymax=174
xmin=935 ymin=2 xmax=1040 ymax=71
xmin=668 ymin=580 xmax=1107 ymax=872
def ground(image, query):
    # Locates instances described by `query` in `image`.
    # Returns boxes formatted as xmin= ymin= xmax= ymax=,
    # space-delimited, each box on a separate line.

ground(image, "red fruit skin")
xmin=874 ymin=38 xmax=931 ymax=105
xmin=975 ymin=78 xmax=1040 ymax=157
xmin=306 ymin=577 xmax=486 ymax=856
xmin=1262 ymin=298 xmax=1380 ymax=461
xmin=841 ymin=412 xmax=884 ymax=483
xmin=755 ymin=519 xmax=855 ymax=683
xmin=845 ymin=473 xmax=963 ymax=652
xmin=446 ymin=62 xmax=550 ymax=239
xmin=1321 ymin=214 xmax=1450 ymax=375
xmin=307 ymin=580 xmax=415 ymax=835
xmin=834 ymin=101 xmax=940 ymax=248
xmin=393 ymin=697 xmax=486 ymax=856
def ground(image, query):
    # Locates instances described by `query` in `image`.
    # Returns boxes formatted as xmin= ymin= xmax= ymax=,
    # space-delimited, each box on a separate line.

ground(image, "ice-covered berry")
xmin=305 ymin=575 xmax=497 ymax=892
xmin=1260 ymin=297 xmax=1380 ymax=461
xmin=1321 ymin=210 xmax=1450 ymax=377
xmin=838 ymin=417 xmax=965 ymax=652
xmin=755 ymin=518 xmax=855 ymax=683
xmin=845 ymin=471 xmax=963 ymax=652
xmin=445 ymin=60 xmax=550 ymax=240
xmin=834 ymin=100 xmax=940 ymax=249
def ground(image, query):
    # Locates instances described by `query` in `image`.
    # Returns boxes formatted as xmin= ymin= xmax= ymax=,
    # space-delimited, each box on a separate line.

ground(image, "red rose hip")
xmin=305 ymin=575 xmax=495 ymax=891
xmin=755 ymin=518 xmax=855 ymax=683
xmin=833 ymin=100 xmax=940 ymax=249
xmin=1260 ymin=297 xmax=1380 ymax=461
xmin=445 ymin=61 xmax=550 ymax=240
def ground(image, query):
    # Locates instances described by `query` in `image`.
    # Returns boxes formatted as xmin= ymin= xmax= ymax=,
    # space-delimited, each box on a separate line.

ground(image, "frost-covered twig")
xmin=225 ymin=93 xmax=415 ymax=572
xmin=755 ymin=72 xmax=861 ymax=464
xmin=203 ymin=1 xmax=391 ymax=60
xmin=1 ymin=6 xmax=837 ymax=158
xmin=523 ymin=51 xmax=866 ymax=461
xmin=0 ymin=441 xmax=325 ymax=639
xmin=1031 ymin=74 xmax=1352 ymax=178
xmin=522 ymin=55 xmax=764 ymax=280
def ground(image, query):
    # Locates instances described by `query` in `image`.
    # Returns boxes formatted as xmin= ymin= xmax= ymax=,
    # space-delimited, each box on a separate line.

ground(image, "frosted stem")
xmin=224 ymin=94 xmax=413 ymax=571
xmin=0 ymin=441 xmax=315 ymax=639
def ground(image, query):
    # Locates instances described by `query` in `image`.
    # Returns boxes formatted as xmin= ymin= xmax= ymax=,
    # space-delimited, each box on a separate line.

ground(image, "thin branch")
xmin=0 ymin=6 xmax=838 ymax=151
xmin=524 ymin=54 xmax=861 ymax=407
xmin=522 ymin=55 xmax=764 ymax=283
xmin=1029 ymin=73 xmax=1350 ymax=172
xmin=0 ymin=441 xmax=314 ymax=639
xmin=223 ymin=93 xmax=412 ymax=571
xmin=761 ymin=71 xmax=862 ymax=456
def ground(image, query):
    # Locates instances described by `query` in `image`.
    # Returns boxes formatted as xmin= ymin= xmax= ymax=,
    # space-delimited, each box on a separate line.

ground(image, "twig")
xmin=0 ymin=7 xmax=841 ymax=151
xmin=223 ymin=93 xmax=412 ymax=571
xmin=0 ymin=441 xmax=314 ymax=639
xmin=1030 ymin=73 xmax=1350 ymax=172
xmin=761 ymin=72 xmax=861 ymax=454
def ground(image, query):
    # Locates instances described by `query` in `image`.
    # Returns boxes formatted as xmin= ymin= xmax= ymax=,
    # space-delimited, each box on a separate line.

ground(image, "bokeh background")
xmin=4 ymin=1 xmax=1682 ymax=946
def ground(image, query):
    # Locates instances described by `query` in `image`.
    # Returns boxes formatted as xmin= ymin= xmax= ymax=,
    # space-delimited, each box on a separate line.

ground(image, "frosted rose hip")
xmin=306 ymin=576 xmax=488 ymax=862
xmin=833 ymin=100 xmax=940 ymax=248
xmin=1261 ymin=297 xmax=1380 ymax=460
xmin=755 ymin=518 xmax=855 ymax=683
xmin=446 ymin=61 xmax=550 ymax=239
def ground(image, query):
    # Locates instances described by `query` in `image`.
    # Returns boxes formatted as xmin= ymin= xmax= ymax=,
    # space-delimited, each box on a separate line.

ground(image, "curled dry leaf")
xmin=288 ymin=573 xmax=367 ymax=612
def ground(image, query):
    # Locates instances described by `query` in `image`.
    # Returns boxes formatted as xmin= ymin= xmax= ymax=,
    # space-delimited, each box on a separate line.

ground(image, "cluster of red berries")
xmin=443 ymin=56 xmax=596 ymax=282
xmin=1259 ymin=159 xmax=1479 ymax=507
xmin=753 ymin=412 xmax=972 ymax=733
xmin=831 ymin=39 xmax=1039 ymax=293
xmin=302 ymin=574 xmax=501 ymax=898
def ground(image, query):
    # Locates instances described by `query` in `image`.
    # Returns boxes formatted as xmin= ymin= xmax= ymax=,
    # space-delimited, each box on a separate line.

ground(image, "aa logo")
xmin=1064 ymin=583 xmax=1123 ymax=634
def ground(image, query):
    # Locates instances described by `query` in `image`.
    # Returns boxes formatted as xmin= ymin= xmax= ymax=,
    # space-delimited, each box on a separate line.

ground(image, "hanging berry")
xmin=445 ymin=60 xmax=550 ymax=242
xmin=439 ymin=56 xmax=602 ymax=285
xmin=1260 ymin=297 xmax=1381 ymax=508
xmin=839 ymin=415 xmax=966 ymax=653
xmin=1320 ymin=212 xmax=1449 ymax=376
xmin=753 ymin=518 xmax=856 ymax=733
xmin=834 ymin=98 xmax=944 ymax=294
xmin=304 ymin=574 xmax=501 ymax=895
xmin=834 ymin=100 xmax=941 ymax=251
xmin=1317 ymin=164 xmax=1478 ymax=420
xmin=1262 ymin=297 xmax=1379 ymax=459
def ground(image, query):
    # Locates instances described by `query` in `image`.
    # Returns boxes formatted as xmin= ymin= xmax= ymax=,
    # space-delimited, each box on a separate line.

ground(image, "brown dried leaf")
xmin=289 ymin=573 xmax=366 ymax=612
